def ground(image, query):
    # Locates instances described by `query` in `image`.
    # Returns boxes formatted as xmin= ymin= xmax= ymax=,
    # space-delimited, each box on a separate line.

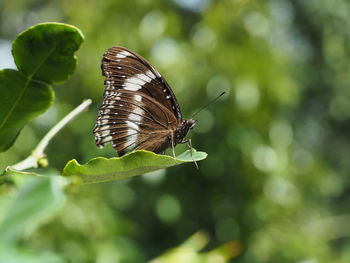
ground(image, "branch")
xmin=11 ymin=99 xmax=92 ymax=171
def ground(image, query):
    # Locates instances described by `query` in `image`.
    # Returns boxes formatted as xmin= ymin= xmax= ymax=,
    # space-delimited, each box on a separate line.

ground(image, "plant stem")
xmin=11 ymin=99 xmax=92 ymax=171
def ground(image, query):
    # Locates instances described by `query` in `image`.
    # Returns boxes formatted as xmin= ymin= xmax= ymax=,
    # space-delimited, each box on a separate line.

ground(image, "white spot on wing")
xmin=98 ymin=119 xmax=109 ymax=125
xmin=126 ymin=76 xmax=146 ymax=86
xmin=116 ymin=50 xmax=131 ymax=58
xmin=125 ymin=133 xmax=138 ymax=150
xmin=128 ymin=97 xmax=144 ymax=122
xmin=150 ymin=66 xmax=161 ymax=77
xmin=137 ymin=73 xmax=153 ymax=82
xmin=124 ymin=72 xmax=153 ymax=91
xmin=146 ymin=70 xmax=156 ymax=79
xmin=134 ymin=107 xmax=143 ymax=115
xmin=100 ymin=130 xmax=111 ymax=136
xmin=126 ymin=120 xmax=139 ymax=130
xmin=134 ymin=95 xmax=142 ymax=102
xmin=125 ymin=122 xmax=139 ymax=149
xmin=101 ymin=136 xmax=113 ymax=143
xmin=129 ymin=114 xmax=141 ymax=122
xmin=99 ymin=124 xmax=111 ymax=131
xmin=123 ymin=82 xmax=141 ymax=91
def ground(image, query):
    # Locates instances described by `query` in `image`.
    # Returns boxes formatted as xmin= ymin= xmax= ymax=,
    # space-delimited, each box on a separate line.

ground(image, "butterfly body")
xmin=93 ymin=47 xmax=195 ymax=156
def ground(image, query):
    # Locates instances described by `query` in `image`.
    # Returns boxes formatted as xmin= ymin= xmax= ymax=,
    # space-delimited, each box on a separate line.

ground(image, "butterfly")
xmin=93 ymin=46 xmax=196 ymax=157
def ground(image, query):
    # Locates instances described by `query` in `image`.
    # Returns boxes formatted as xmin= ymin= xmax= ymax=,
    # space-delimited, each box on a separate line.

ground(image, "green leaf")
xmin=12 ymin=22 xmax=84 ymax=84
xmin=149 ymin=232 xmax=242 ymax=263
xmin=0 ymin=69 xmax=53 ymax=151
xmin=4 ymin=167 xmax=47 ymax=178
xmin=62 ymin=150 xmax=207 ymax=184
xmin=0 ymin=22 xmax=84 ymax=151
xmin=0 ymin=244 xmax=64 ymax=263
xmin=0 ymin=175 xmax=66 ymax=243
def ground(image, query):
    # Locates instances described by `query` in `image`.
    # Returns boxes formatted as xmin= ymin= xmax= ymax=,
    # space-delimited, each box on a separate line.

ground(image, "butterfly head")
xmin=187 ymin=119 xmax=196 ymax=130
xmin=174 ymin=119 xmax=196 ymax=144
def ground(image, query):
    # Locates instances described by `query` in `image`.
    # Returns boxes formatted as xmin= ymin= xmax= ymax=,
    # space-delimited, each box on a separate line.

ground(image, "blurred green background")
xmin=1 ymin=0 xmax=350 ymax=262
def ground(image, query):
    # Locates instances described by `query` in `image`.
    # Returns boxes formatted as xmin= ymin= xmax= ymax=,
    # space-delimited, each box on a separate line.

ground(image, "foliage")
xmin=1 ymin=0 xmax=350 ymax=262
xmin=0 ymin=21 xmax=209 ymax=262
xmin=0 ymin=23 xmax=83 ymax=151
xmin=62 ymin=150 xmax=207 ymax=184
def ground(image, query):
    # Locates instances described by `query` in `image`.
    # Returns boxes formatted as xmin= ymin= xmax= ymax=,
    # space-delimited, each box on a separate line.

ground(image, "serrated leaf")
xmin=12 ymin=22 xmax=84 ymax=84
xmin=62 ymin=150 xmax=207 ymax=184
xmin=0 ymin=69 xmax=53 ymax=151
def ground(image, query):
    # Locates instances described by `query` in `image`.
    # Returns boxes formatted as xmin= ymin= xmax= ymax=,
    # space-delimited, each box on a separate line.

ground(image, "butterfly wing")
xmin=101 ymin=46 xmax=182 ymax=120
xmin=94 ymin=90 xmax=176 ymax=155
xmin=94 ymin=47 xmax=182 ymax=156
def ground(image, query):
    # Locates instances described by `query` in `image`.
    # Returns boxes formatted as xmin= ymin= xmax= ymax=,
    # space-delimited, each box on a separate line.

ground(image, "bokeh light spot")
xmin=172 ymin=0 xmax=210 ymax=12
xmin=264 ymin=176 xmax=300 ymax=206
xmin=109 ymin=185 xmax=135 ymax=210
xmin=292 ymin=148 xmax=314 ymax=174
xmin=269 ymin=120 xmax=293 ymax=148
xmin=142 ymin=169 xmax=166 ymax=185
xmin=235 ymin=80 xmax=260 ymax=111
xmin=252 ymin=145 xmax=278 ymax=172
xmin=191 ymin=24 xmax=217 ymax=51
xmin=244 ymin=12 xmax=269 ymax=37
xmin=139 ymin=10 xmax=166 ymax=41
xmin=151 ymin=38 xmax=180 ymax=67
xmin=155 ymin=194 xmax=181 ymax=224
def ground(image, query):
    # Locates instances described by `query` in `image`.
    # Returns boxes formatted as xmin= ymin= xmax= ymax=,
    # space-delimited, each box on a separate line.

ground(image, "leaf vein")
xmin=0 ymin=45 xmax=56 ymax=131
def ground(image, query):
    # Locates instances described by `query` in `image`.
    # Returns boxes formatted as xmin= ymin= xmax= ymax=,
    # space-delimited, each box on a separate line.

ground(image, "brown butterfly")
xmin=93 ymin=47 xmax=196 ymax=157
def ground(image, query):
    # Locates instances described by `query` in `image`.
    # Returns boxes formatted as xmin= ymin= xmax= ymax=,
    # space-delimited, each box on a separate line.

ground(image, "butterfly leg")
xmin=171 ymin=132 xmax=177 ymax=162
xmin=184 ymin=138 xmax=198 ymax=170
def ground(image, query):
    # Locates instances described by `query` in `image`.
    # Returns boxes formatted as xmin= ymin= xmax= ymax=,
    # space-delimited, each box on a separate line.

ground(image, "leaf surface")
xmin=0 ymin=69 xmax=53 ymax=151
xmin=62 ymin=150 xmax=207 ymax=184
xmin=0 ymin=175 xmax=66 ymax=243
xmin=12 ymin=22 xmax=84 ymax=84
xmin=0 ymin=23 xmax=84 ymax=151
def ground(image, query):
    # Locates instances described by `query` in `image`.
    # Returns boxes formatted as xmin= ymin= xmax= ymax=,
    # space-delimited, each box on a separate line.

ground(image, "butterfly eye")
xmin=189 ymin=120 xmax=196 ymax=129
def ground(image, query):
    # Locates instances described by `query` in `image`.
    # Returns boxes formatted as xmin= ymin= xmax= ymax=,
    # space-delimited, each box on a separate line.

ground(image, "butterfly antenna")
xmin=191 ymin=92 xmax=226 ymax=118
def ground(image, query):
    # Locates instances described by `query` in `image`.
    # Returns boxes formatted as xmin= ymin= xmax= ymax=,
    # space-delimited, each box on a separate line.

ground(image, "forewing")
xmin=102 ymin=46 xmax=182 ymax=120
